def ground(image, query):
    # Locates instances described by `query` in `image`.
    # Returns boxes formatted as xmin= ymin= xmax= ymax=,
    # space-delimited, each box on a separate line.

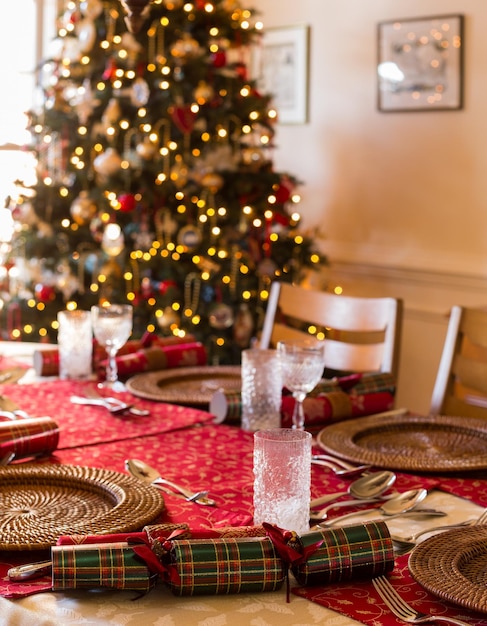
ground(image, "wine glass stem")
xmin=105 ymin=347 xmax=119 ymax=384
xmin=292 ymin=393 xmax=307 ymax=430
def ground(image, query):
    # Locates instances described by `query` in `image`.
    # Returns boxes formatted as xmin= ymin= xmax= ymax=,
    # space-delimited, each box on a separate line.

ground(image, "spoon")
xmin=319 ymin=488 xmax=433 ymax=525
xmin=310 ymin=470 xmax=396 ymax=510
xmin=125 ymin=458 xmax=216 ymax=506
xmin=311 ymin=458 xmax=372 ymax=478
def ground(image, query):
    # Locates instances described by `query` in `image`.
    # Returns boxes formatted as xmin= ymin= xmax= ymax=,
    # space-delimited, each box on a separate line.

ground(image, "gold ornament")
xmin=70 ymin=191 xmax=97 ymax=225
xmin=194 ymin=81 xmax=215 ymax=105
xmin=156 ymin=306 xmax=180 ymax=329
xmin=201 ymin=171 xmax=224 ymax=191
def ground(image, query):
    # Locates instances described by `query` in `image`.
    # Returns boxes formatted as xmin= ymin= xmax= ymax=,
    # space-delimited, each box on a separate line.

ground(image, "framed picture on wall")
xmin=253 ymin=24 xmax=309 ymax=124
xmin=377 ymin=14 xmax=464 ymax=112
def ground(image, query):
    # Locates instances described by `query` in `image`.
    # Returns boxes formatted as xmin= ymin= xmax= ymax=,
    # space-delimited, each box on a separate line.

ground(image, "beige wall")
xmin=256 ymin=0 xmax=487 ymax=413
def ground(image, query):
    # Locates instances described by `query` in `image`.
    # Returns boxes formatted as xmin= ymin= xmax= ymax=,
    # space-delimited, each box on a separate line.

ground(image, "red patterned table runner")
xmin=0 ymin=380 xmax=213 ymax=448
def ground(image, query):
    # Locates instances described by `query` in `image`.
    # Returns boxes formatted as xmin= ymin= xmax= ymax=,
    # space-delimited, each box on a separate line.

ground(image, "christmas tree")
xmin=2 ymin=0 xmax=324 ymax=364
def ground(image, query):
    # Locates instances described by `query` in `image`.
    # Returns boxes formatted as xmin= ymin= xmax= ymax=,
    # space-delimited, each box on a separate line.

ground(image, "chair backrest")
xmin=430 ymin=305 xmax=487 ymax=418
xmin=259 ymin=282 xmax=403 ymax=379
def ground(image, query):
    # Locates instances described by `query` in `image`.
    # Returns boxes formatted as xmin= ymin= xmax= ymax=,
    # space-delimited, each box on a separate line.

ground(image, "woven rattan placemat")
xmin=409 ymin=525 xmax=487 ymax=614
xmin=317 ymin=413 xmax=487 ymax=472
xmin=126 ymin=366 xmax=241 ymax=405
xmin=0 ymin=464 xmax=165 ymax=550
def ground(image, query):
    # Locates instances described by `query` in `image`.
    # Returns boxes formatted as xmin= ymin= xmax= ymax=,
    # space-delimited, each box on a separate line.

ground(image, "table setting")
xmin=1 ymin=327 xmax=487 ymax=625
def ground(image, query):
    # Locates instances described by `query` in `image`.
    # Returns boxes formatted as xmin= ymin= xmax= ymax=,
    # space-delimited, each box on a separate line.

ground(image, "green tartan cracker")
xmin=52 ymin=543 xmax=156 ymax=592
xmin=167 ymin=536 xmax=285 ymax=595
xmin=292 ymin=521 xmax=394 ymax=586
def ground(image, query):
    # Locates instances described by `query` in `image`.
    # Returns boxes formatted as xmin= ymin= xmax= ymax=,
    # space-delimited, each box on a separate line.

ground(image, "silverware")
xmin=311 ymin=456 xmax=372 ymax=477
xmin=125 ymin=458 xmax=216 ymax=506
xmin=315 ymin=488 xmax=429 ymax=524
xmin=8 ymin=560 xmax=52 ymax=581
xmin=372 ymin=575 xmax=471 ymax=625
xmin=70 ymin=395 xmax=149 ymax=417
xmin=310 ymin=470 xmax=396 ymax=510
xmin=391 ymin=508 xmax=487 ymax=556
xmin=0 ymin=451 xmax=15 ymax=465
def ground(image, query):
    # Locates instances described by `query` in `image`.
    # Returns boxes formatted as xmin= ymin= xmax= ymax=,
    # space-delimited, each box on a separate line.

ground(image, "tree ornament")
xmin=76 ymin=17 xmax=97 ymax=53
xmin=163 ymin=0 xmax=184 ymax=9
xmin=170 ymin=34 xmax=202 ymax=60
xmin=93 ymin=147 xmax=122 ymax=178
xmin=80 ymin=0 xmax=104 ymax=20
xmin=101 ymin=223 xmax=125 ymax=257
xmin=171 ymin=105 xmax=197 ymax=134
xmin=208 ymin=302 xmax=234 ymax=329
xmin=136 ymin=136 xmax=158 ymax=160
xmin=156 ymin=305 xmax=180 ymax=329
xmin=119 ymin=0 xmax=152 ymax=34
xmin=177 ymin=224 xmax=202 ymax=251
xmin=70 ymin=191 xmax=97 ymax=225
xmin=241 ymin=146 xmax=266 ymax=167
xmin=211 ymin=50 xmax=227 ymax=68
xmin=35 ymin=283 xmax=56 ymax=303
xmin=201 ymin=171 xmax=224 ymax=191
xmin=130 ymin=77 xmax=150 ymax=107
xmin=118 ymin=193 xmax=137 ymax=213
xmin=194 ymin=81 xmax=215 ymax=105
xmin=170 ymin=157 xmax=189 ymax=189
xmin=102 ymin=98 xmax=122 ymax=126
xmin=233 ymin=303 xmax=254 ymax=348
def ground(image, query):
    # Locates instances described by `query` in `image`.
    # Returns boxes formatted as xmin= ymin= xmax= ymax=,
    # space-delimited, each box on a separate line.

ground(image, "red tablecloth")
xmin=1 ymin=384 xmax=487 ymax=624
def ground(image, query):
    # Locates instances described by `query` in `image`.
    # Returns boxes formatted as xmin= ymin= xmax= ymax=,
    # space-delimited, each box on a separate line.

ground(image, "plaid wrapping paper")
xmin=0 ymin=416 xmax=59 ymax=459
xmin=292 ymin=521 xmax=394 ymax=586
xmin=166 ymin=537 xmax=285 ymax=596
xmin=51 ymin=542 xmax=157 ymax=592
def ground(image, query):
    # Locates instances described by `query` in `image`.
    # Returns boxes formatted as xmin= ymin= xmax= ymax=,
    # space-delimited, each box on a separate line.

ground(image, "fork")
xmin=392 ymin=508 xmax=487 ymax=556
xmin=372 ymin=575 xmax=471 ymax=625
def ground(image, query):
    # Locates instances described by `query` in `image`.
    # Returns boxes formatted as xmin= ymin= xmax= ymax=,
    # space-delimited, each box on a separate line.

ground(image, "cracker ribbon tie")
xmin=263 ymin=523 xmax=323 ymax=602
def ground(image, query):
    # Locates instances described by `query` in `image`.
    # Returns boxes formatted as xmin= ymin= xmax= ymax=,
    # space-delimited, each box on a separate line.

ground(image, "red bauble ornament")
xmin=103 ymin=58 xmax=118 ymax=81
xmin=118 ymin=193 xmax=137 ymax=212
xmin=35 ymin=284 xmax=56 ymax=302
xmin=211 ymin=51 xmax=227 ymax=68
xmin=171 ymin=105 xmax=197 ymax=134
xmin=159 ymin=279 xmax=178 ymax=295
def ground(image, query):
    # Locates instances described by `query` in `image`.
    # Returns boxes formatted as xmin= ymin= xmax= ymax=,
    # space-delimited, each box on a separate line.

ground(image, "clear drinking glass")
xmin=277 ymin=338 xmax=325 ymax=430
xmin=91 ymin=304 xmax=133 ymax=391
xmin=241 ymin=348 xmax=282 ymax=432
xmin=57 ymin=310 xmax=93 ymax=380
xmin=253 ymin=428 xmax=312 ymax=534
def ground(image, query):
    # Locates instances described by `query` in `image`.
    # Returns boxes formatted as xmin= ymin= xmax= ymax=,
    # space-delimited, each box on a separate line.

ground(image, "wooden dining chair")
xmin=258 ymin=281 xmax=403 ymax=379
xmin=430 ymin=305 xmax=487 ymax=418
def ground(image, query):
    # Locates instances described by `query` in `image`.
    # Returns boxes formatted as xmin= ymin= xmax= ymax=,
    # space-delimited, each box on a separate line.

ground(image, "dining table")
xmin=1 ymin=341 xmax=487 ymax=626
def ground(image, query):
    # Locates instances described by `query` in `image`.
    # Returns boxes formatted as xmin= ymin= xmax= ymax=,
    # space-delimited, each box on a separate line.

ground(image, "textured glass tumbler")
xmin=241 ymin=349 xmax=282 ymax=432
xmin=253 ymin=428 xmax=312 ymax=534
xmin=57 ymin=310 xmax=93 ymax=380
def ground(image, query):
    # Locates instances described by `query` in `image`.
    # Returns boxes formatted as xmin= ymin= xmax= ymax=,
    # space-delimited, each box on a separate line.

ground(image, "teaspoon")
xmin=319 ymin=488 xmax=434 ymax=525
xmin=310 ymin=470 xmax=396 ymax=510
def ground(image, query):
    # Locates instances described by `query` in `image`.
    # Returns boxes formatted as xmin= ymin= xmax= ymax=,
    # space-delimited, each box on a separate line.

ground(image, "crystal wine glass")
xmin=91 ymin=304 xmax=133 ymax=391
xmin=277 ymin=338 xmax=326 ymax=430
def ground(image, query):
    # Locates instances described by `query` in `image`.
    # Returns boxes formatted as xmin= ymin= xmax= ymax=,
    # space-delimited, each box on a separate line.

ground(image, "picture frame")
xmin=377 ymin=14 xmax=464 ymax=112
xmin=253 ymin=24 xmax=310 ymax=124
